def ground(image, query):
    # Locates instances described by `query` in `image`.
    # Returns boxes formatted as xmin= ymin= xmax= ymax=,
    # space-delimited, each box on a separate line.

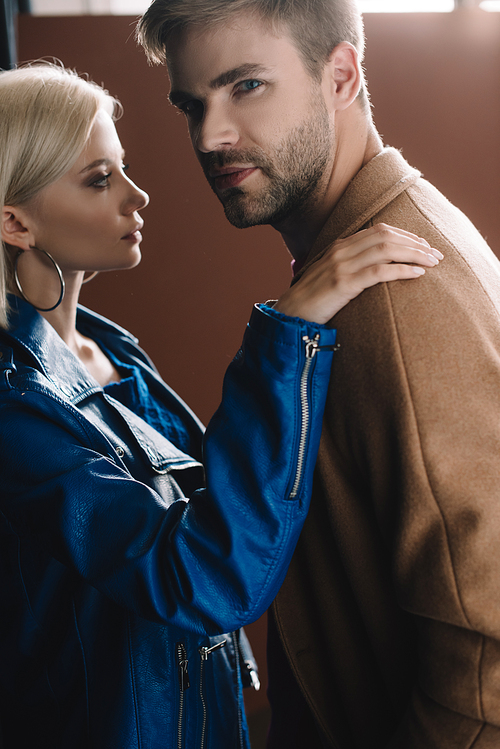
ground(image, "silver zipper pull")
xmin=303 ymin=334 xmax=339 ymax=359
xmin=303 ymin=333 xmax=320 ymax=358
xmin=177 ymin=644 xmax=190 ymax=691
xmin=199 ymin=639 xmax=227 ymax=661
xmin=243 ymin=661 xmax=261 ymax=691
xmin=178 ymin=659 xmax=189 ymax=691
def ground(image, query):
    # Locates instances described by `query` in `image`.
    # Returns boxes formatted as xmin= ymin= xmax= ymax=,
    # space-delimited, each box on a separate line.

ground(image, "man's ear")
xmin=1 ymin=206 xmax=36 ymax=251
xmin=322 ymin=42 xmax=362 ymax=112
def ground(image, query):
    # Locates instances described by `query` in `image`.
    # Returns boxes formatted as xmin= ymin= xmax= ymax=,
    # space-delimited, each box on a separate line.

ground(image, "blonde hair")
xmin=0 ymin=61 xmax=120 ymax=328
xmin=137 ymin=0 xmax=367 ymax=100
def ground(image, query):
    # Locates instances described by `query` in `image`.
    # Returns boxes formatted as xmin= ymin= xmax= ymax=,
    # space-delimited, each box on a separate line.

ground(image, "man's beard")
xmin=200 ymin=97 xmax=334 ymax=229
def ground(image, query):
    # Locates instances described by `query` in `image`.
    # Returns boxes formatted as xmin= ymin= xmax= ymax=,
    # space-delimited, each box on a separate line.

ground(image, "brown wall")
xmin=17 ymin=8 xmax=500 ymax=730
xmin=365 ymin=11 xmax=500 ymax=258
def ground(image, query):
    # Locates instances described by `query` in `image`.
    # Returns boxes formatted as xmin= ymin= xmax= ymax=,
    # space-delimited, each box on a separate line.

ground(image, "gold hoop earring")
xmin=82 ymin=271 xmax=99 ymax=284
xmin=14 ymin=247 xmax=65 ymax=312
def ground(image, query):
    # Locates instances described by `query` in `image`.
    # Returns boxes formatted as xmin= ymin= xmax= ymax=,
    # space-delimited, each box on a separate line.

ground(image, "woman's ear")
xmin=322 ymin=41 xmax=362 ymax=113
xmin=1 ymin=206 xmax=36 ymax=251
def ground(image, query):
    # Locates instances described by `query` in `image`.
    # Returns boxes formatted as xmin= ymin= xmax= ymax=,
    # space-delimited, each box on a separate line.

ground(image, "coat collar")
xmin=3 ymin=295 xmax=135 ymax=401
xmin=295 ymin=147 xmax=421 ymax=281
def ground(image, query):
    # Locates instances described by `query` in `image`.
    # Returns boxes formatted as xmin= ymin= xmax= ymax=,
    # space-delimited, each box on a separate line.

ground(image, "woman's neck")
xmin=37 ymin=276 xmax=121 ymax=386
xmin=38 ymin=275 xmax=82 ymax=353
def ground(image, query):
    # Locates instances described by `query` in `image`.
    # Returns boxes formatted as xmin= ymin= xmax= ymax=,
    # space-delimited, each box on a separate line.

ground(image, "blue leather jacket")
xmin=0 ymin=296 xmax=336 ymax=749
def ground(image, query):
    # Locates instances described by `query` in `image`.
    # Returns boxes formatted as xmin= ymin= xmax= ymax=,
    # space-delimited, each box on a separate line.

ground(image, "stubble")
xmin=201 ymin=95 xmax=334 ymax=229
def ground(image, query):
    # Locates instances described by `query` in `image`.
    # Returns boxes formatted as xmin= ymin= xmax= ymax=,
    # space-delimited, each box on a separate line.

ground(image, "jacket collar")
xmin=295 ymin=147 xmax=420 ymax=281
xmin=4 ymin=295 xmax=131 ymax=401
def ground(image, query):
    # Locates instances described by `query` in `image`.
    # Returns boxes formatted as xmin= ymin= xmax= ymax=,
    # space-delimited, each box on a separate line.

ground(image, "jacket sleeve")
xmin=0 ymin=304 xmax=335 ymax=634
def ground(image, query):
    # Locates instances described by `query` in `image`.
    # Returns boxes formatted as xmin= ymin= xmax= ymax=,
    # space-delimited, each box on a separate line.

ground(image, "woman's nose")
xmin=124 ymin=179 xmax=149 ymax=213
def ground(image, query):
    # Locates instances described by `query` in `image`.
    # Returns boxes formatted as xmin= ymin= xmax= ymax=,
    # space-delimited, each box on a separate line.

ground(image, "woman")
xmin=0 ymin=63 xmax=440 ymax=749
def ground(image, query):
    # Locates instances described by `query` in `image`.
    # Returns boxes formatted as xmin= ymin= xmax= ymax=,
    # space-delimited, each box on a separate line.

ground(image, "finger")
xmin=354 ymin=262 xmax=428 ymax=291
xmin=363 ymin=245 xmax=440 ymax=267
xmin=329 ymin=225 xmax=441 ymax=260
xmin=369 ymin=223 xmax=432 ymax=245
xmin=331 ymin=246 xmax=440 ymax=279
xmin=340 ymin=223 xmax=431 ymax=248
xmin=326 ymin=236 xmax=437 ymax=265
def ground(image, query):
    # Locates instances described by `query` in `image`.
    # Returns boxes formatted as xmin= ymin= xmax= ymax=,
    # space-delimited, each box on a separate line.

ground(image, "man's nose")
xmin=195 ymin=103 xmax=239 ymax=153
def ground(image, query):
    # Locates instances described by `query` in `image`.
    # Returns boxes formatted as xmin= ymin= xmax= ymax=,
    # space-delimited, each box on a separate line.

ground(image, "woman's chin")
xmin=111 ymin=248 xmax=142 ymax=272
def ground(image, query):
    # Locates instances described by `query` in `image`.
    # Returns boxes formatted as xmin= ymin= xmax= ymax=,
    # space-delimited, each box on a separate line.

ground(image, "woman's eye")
xmin=122 ymin=163 xmax=130 ymax=173
xmin=92 ymin=172 xmax=112 ymax=188
xmin=239 ymin=79 xmax=262 ymax=92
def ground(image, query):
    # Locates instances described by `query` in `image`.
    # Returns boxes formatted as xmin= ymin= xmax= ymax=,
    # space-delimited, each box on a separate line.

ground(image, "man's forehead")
xmin=167 ymin=14 xmax=296 ymax=91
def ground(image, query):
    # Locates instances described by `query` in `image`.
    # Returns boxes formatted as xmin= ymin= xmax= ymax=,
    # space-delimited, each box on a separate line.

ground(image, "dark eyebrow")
xmin=79 ymin=150 xmax=126 ymax=174
xmin=210 ymin=63 xmax=268 ymax=90
xmin=169 ymin=63 xmax=269 ymax=105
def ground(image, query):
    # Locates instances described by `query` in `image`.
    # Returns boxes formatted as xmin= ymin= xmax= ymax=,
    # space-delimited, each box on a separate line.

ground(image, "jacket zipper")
xmin=198 ymin=640 xmax=227 ymax=749
xmin=231 ymin=632 xmax=245 ymax=749
xmin=177 ymin=643 xmax=190 ymax=749
xmin=289 ymin=334 xmax=335 ymax=499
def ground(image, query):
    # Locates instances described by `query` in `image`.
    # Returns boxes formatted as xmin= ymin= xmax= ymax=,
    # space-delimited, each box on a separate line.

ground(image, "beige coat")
xmin=271 ymin=148 xmax=500 ymax=748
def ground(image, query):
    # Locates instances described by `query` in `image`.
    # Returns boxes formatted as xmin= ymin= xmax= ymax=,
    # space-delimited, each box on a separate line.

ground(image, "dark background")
xmin=17 ymin=9 xmax=500 ymax=742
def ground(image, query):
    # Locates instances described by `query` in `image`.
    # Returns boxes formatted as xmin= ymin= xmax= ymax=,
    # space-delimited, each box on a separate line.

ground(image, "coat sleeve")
xmin=323 ymin=235 xmax=500 ymax=746
xmin=385 ymin=263 xmax=500 ymax=747
xmin=0 ymin=304 xmax=335 ymax=635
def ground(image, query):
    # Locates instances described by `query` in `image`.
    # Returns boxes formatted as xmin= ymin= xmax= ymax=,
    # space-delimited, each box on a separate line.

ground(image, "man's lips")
xmin=210 ymin=167 xmax=258 ymax=191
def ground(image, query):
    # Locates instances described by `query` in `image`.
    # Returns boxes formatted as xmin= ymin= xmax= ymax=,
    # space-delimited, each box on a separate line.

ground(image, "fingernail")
xmin=412 ymin=267 xmax=426 ymax=275
xmin=430 ymin=248 xmax=444 ymax=260
xmin=427 ymin=254 xmax=439 ymax=265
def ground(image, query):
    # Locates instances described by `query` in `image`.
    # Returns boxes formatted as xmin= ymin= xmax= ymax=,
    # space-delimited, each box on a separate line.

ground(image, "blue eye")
xmin=240 ymin=79 xmax=262 ymax=91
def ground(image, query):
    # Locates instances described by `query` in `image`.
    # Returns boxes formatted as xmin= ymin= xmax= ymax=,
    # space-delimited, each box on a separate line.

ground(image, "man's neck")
xmin=275 ymin=120 xmax=383 ymax=264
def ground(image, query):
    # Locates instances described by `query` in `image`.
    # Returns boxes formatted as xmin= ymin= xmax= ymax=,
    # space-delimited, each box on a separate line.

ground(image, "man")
xmin=137 ymin=2 xmax=500 ymax=747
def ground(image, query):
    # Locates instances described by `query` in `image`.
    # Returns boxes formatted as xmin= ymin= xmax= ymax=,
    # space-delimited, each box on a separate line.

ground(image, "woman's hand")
xmin=273 ymin=224 xmax=443 ymax=324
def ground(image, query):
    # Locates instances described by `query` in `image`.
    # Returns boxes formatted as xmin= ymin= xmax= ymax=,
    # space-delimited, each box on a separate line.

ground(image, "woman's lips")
xmin=122 ymin=223 xmax=143 ymax=242
xmin=213 ymin=167 xmax=258 ymax=190
xmin=121 ymin=230 xmax=143 ymax=242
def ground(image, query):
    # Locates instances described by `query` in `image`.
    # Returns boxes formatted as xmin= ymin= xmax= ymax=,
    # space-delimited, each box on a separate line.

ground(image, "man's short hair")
xmin=137 ymin=0 xmax=367 ymax=105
